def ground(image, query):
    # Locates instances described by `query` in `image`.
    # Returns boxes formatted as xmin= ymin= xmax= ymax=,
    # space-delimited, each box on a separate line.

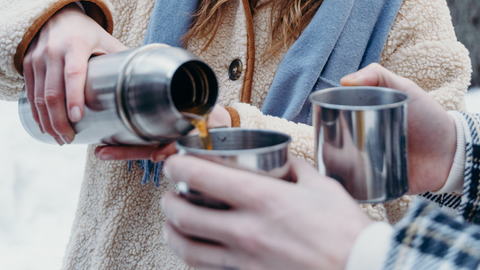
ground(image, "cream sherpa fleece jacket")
xmin=0 ymin=0 xmax=472 ymax=269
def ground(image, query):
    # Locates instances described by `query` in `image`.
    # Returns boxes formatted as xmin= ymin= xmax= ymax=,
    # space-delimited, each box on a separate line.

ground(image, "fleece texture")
xmin=145 ymin=0 xmax=404 ymax=124
xmin=0 ymin=0 xmax=472 ymax=269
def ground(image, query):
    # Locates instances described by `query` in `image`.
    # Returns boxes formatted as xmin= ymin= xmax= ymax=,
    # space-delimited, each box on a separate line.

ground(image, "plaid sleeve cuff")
xmin=457 ymin=112 xmax=480 ymax=223
xmin=420 ymin=112 xmax=480 ymax=220
xmin=384 ymin=199 xmax=480 ymax=269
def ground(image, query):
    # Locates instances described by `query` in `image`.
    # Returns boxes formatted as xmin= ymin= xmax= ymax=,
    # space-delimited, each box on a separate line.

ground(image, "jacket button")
xmin=228 ymin=59 xmax=243 ymax=81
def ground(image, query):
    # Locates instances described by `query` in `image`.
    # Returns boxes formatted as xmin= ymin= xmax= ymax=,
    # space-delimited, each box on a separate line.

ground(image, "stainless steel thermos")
xmin=18 ymin=44 xmax=218 ymax=145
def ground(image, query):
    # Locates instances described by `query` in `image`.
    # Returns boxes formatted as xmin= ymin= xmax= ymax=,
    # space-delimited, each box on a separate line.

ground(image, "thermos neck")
xmin=121 ymin=45 xmax=218 ymax=142
xmin=170 ymin=61 xmax=217 ymax=116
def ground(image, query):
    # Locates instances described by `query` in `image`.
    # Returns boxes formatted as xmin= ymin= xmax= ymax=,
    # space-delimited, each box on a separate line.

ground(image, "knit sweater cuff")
xmin=345 ymin=222 xmax=394 ymax=270
xmin=431 ymin=111 xmax=465 ymax=195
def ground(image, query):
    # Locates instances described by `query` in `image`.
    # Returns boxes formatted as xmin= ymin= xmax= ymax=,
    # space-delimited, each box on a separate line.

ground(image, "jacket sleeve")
xmin=0 ymin=0 xmax=113 ymax=101
xmin=416 ymin=112 xmax=480 ymax=222
xmin=383 ymin=199 xmax=480 ymax=269
xmin=349 ymin=111 xmax=480 ymax=270
xmin=379 ymin=0 xmax=471 ymax=112
xmin=231 ymin=102 xmax=315 ymax=164
xmin=454 ymin=112 xmax=480 ymax=223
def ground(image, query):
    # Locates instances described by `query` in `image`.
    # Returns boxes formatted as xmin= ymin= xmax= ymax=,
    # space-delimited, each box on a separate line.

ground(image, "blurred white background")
xmin=0 ymin=88 xmax=479 ymax=270
xmin=465 ymin=88 xmax=480 ymax=114
xmin=0 ymin=100 xmax=87 ymax=270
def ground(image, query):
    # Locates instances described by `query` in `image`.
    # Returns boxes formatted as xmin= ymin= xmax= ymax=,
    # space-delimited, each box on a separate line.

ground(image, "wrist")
xmin=433 ymin=114 xmax=458 ymax=191
xmin=431 ymin=111 xmax=465 ymax=194
xmin=14 ymin=0 xmax=113 ymax=75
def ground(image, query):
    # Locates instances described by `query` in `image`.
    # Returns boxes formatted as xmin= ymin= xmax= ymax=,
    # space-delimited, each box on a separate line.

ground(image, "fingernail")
xmin=39 ymin=125 xmax=45 ymax=134
xmin=62 ymin=135 xmax=72 ymax=144
xmin=54 ymin=137 xmax=65 ymax=146
xmin=99 ymin=153 xmax=115 ymax=160
xmin=70 ymin=106 xmax=82 ymax=123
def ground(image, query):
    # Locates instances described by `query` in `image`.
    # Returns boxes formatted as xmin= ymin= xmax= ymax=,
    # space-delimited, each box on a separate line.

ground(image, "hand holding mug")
xmin=341 ymin=63 xmax=457 ymax=195
xmin=161 ymin=155 xmax=372 ymax=270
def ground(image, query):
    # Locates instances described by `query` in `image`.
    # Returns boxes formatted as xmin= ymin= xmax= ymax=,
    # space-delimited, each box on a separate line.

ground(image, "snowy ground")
xmin=0 ymin=88 xmax=479 ymax=270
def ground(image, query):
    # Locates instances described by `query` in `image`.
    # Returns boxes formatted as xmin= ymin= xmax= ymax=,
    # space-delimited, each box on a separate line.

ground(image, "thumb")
xmin=340 ymin=63 xmax=421 ymax=95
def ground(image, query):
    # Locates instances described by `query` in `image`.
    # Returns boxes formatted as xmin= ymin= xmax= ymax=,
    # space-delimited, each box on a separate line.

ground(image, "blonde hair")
xmin=183 ymin=0 xmax=324 ymax=58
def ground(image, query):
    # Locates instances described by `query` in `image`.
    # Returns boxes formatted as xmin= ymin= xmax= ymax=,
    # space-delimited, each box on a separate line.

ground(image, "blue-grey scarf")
xmin=137 ymin=0 xmax=403 ymax=186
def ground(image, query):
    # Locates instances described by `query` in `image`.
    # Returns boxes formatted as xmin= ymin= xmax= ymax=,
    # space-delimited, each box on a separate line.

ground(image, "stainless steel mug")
xmin=309 ymin=87 xmax=409 ymax=203
xmin=175 ymin=128 xmax=292 ymax=209
xmin=18 ymin=44 xmax=218 ymax=145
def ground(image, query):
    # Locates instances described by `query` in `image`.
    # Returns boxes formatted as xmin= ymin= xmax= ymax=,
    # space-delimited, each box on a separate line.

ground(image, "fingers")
xmin=45 ymin=52 xmax=75 ymax=144
xmin=32 ymin=46 xmax=57 ymax=140
xmin=162 ymin=191 xmax=237 ymax=243
xmin=95 ymin=143 xmax=177 ymax=161
xmin=26 ymin=31 xmax=76 ymax=145
xmin=208 ymin=105 xmax=232 ymax=128
xmin=23 ymin=38 xmax=41 ymax=131
xmin=340 ymin=63 xmax=420 ymax=94
xmin=64 ymin=47 xmax=89 ymax=123
xmin=164 ymin=221 xmax=241 ymax=270
xmin=95 ymin=145 xmax=156 ymax=161
xmin=164 ymin=155 xmax=287 ymax=208
xmin=21 ymin=4 xmax=129 ymax=147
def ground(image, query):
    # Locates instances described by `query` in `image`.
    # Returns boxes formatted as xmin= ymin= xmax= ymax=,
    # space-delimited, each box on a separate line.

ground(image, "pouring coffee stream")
xmin=180 ymin=112 xmax=213 ymax=150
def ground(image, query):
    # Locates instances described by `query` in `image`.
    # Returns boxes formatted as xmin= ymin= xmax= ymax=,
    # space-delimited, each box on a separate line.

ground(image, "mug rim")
xmin=175 ymin=128 xmax=291 ymax=156
xmin=309 ymin=86 xmax=410 ymax=111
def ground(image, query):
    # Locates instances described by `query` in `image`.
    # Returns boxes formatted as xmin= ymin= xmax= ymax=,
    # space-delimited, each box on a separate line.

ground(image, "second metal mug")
xmin=310 ymin=87 xmax=409 ymax=203
xmin=175 ymin=128 xmax=292 ymax=209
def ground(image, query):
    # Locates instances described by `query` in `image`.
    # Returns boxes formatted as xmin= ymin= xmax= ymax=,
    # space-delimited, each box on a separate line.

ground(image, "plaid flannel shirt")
xmin=384 ymin=112 xmax=480 ymax=269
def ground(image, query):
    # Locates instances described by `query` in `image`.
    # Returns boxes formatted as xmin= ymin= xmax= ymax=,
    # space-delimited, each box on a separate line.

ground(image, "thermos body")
xmin=18 ymin=44 xmax=218 ymax=145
